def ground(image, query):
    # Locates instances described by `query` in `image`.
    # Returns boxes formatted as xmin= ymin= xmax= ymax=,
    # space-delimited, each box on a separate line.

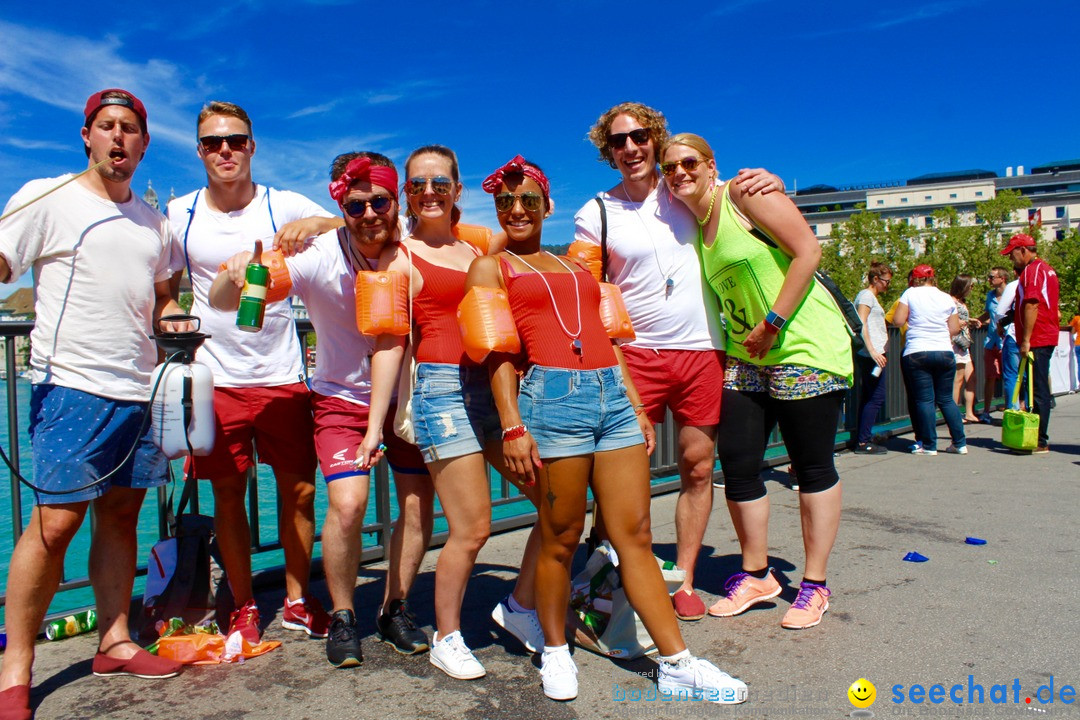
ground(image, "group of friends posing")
xmin=0 ymin=91 xmax=860 ymax=717
xmin=852 ymin=239 xmax=1060 ymax=457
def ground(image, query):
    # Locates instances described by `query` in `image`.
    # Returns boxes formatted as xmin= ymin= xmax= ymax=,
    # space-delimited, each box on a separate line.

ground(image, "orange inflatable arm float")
xmin=598 ymin=283 xmax=635 ymax=340
xmin=453 ymin=223 xmax=493 ymax=255
xmin=567 ymin=240 xmax=603 ymax=282
xmin=355 ymin=271 xmax=410 ymax=336
xmin=457 ymin=286 xmax=521 ymax=363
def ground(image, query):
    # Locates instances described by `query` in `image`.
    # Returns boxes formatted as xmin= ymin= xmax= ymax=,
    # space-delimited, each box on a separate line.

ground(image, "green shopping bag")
xmin=1001 ymin=353 xmax=1039 ymax=451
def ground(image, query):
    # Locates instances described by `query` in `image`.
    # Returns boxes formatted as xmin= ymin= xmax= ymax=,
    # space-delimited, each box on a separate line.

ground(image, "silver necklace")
xmin=507 ymin=250 xmax=584 ymax=354
xmin=621 ymin=181 xmax=681 ymax=297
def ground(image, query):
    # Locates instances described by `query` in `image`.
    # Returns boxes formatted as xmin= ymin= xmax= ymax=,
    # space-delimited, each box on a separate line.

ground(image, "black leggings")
xmin=718 ymin=389 xmax=844 ymax=502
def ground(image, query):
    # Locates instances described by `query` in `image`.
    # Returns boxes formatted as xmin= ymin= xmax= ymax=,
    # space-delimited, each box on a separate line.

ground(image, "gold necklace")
xmin=697 ymin=184 xmax=719 ymax=227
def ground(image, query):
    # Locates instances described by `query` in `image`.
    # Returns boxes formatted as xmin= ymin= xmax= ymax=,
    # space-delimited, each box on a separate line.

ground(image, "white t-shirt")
xmin=284 ymin=228 xmax=374 ymax=405
xmin=854 ymin=288 xmax=887 ymax=356
xmin=994 ymin=280 xmax=1019 ymax=342
xmin=167 ymin=185 xmax=333 ymax=387
xmin=898 ymin=286 xmax=957 ymax=355
xmin=573 ymin=184 xmax=723 ymax=350
xmin=0 ymin=176 xmax=176 ymax=401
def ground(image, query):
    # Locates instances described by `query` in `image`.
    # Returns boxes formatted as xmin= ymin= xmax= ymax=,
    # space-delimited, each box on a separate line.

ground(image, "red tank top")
xmin=500 ymin=256 xmax=617 ymax=370
xmin=405 ymin=244 xmax=480 ymax=365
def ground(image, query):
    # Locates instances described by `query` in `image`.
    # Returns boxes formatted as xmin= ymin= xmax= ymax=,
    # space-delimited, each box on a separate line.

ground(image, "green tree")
xmin=819 ymin=210 xmax=916 ymax=303
xmin=178 ymin=292 xmax=193 ymax=313
xmin=1043 ymin=227 xmax=1080 ymax=319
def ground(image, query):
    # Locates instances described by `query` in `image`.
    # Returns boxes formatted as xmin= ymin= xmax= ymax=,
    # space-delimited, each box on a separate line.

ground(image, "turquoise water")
xmin=0 ymin=379 xmax=533 ymax=624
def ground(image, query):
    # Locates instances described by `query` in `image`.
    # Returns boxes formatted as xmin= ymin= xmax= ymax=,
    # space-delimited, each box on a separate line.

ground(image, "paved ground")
xmin=19 ymin=395 xmax=1080 ymax=719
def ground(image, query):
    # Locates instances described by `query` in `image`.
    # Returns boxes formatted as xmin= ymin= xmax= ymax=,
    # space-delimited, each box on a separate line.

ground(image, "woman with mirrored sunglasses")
xmin=466 ymin=155 xmax=748 ymax=704
xmin=357 ymin=145 xmax=543 ymax=681
xmin=660 ymin=132 xmax=851 ymax=632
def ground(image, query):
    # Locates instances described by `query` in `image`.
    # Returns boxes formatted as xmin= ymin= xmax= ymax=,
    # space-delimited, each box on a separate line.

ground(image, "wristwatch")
xmin=764 ymin=310 xmax=787 ymax=333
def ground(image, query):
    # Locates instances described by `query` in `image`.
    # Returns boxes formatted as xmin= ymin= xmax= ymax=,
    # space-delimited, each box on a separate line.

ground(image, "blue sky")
xmin=1 ymin=0 xmax=1076 ymax=291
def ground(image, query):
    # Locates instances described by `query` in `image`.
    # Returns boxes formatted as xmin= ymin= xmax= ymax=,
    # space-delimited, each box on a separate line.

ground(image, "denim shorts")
xmin=518 ymin=365 xmax=644 ymax=459
xmin=412 ymin=363 xmax=500 ymax=463
xmin=29 ymin=384 xmax=168 ymax=505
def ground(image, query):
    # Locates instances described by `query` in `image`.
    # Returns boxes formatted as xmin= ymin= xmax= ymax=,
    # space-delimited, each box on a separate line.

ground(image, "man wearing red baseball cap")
xmin=1000 ymin=233 xmax=1059 ymax=452
xmin=0 ymin=88 xmax=185 ymax=719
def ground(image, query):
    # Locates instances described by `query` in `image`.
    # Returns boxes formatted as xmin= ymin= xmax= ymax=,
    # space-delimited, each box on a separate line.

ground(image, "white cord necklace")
xmin=339 ymin=228 xmax=377 ymax=273
xmin=621 ymin=181 xmax=682 ymax=297
xmin=507 ymin=250 xmax=584 ymax=354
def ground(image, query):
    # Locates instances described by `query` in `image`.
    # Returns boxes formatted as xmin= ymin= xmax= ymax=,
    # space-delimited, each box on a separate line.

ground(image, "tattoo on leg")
xmin=546 ymin=489 xmax=556 ymax=508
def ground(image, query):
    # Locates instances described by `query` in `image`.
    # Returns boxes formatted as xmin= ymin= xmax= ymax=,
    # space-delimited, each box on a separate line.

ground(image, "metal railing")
xmin=0 ymin=322 xmax=1003 ymax=618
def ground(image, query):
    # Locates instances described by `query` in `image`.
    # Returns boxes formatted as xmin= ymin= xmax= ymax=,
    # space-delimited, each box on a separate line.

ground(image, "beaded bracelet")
xmin=502 ymin=424 xmax=528 ymax=441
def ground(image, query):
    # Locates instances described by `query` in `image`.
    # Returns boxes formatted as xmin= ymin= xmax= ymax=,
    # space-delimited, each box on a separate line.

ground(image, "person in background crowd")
xmin=977 ymin=267 xmax=1009 ymax=423
xmin=853 ymin=262 xmax=892 ymax=454
xmin=1069 ymin=300 xmax=1080 ymax=387
xmin=995 ymin=274 xmax=1022 ymax=410
xmin=0 ymin=88 xmax=185 ymax=720
xmin=1000 ymin=233 xmax=1059 ymax=453
xmin=891 ymin=265 xmax=965 ymax=456
xmin=661 ymin=133 xmax=850 ymax=632
xmin=573 ymin=102 xmax=783 ymax=621
xmin=948 ymin=274 xmax=982 ymax=424
xmin=168 ymin=101 xmax=342 ymax=644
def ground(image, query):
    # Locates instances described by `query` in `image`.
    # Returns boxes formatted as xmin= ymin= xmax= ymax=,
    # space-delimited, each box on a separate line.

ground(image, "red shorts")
xmin=188 ymin=382 xmax=316 ymax=480
xmin=620 ymin=346 xmax=724 ymax=427
xmin=311 ymin=393 xmax=428 ymax=482
xmin=983 ymin=347 xmax=1002 ymax=379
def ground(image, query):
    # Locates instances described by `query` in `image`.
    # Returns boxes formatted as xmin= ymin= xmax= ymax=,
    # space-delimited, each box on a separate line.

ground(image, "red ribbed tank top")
xmin=500 ymin=256 xmax=617 ymax=370
xmin=406 ymin=245 xmax=479 ymax=365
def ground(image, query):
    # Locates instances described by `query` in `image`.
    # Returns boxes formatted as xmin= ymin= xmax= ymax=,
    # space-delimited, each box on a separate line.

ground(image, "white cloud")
xmin=0 ymin=137 xmax=71 ymax=152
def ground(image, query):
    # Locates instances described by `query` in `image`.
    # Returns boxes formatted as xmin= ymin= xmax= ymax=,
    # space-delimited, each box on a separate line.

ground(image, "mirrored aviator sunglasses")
xmin=494 ymin=192 xmax=544 ymax=213
xmin=198 ymin=134 xmax=250 ymax=152
xmin=405 ymin=176 xmax=453 ymax=196
xmin=607 ymin=128 xmax=650 ymax=149
xmin=343 ymin=196 xmax=394 ymax=217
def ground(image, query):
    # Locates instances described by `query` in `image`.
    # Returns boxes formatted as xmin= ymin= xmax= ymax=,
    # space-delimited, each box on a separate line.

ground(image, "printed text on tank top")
xmin=505 ymin=250 xmax=584 ymax=354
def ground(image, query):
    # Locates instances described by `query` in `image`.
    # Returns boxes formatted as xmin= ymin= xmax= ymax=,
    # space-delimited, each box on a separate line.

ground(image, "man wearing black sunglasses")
xmin=167 ymin=101 xmax=344 ymax=647
xmin=573 ymin=102 xmax=784 ymax=623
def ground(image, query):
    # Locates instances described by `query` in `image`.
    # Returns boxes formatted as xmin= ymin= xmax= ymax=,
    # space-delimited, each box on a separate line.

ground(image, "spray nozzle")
xmin=151 ymin=314 xmax=211 ymax=363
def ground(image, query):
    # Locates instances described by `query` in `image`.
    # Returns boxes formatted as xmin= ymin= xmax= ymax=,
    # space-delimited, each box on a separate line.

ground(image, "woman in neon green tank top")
xmin=660 ymin=133 xmax=850 ymax=632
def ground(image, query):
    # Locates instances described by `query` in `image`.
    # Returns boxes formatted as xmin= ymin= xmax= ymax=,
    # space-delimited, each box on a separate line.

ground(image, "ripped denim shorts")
xmin=411 ymin=363 xmax=500 ymax=464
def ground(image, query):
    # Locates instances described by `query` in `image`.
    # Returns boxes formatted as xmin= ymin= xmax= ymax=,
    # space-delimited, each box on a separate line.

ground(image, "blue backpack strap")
xmin=182 ymin=189 xmax=201 ymax=283
xmin=266 ymin=186 xmax=277 ymax=233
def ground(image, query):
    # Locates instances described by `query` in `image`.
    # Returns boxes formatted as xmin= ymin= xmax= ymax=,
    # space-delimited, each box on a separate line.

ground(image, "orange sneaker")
xmin=707 ymin=569 xmax=781 ymax=617
xmin=781 ymin=582 xmax=830 ymax=629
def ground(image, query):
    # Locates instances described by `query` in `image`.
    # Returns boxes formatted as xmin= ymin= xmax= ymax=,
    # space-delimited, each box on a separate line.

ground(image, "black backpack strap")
xmin=594 ymin=196 xmax=608 ymax=282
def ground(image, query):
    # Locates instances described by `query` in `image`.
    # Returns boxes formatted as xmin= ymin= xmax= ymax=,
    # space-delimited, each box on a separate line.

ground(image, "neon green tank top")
xmin=698 ymin=184 xmax=853 ymax=380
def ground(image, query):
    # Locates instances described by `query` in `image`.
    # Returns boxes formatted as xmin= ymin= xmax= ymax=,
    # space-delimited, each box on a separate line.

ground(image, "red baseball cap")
xmin=910 ymin=264 xmax=935 ymax=279
xmin=1000 ymin=233 xmax=1036 ymax=255
xmin=83 ymin=89 xmax=147 ymax=131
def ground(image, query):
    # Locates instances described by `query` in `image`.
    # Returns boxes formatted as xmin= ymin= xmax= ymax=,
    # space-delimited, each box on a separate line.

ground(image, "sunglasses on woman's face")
xmin=494 ymin=192 xmax=544 ymax=213
xmin=607 ymin=128 xmax=650 ymax=149
xmin=660 ymin=157 xmax=704 ymax=177
xmin=198 ymin=134 xmax=250 ymax=153
xmin=404 ymin=176 xmax=453 ymax=196
xmin=343 ymin=195 xmax=394 ymax=217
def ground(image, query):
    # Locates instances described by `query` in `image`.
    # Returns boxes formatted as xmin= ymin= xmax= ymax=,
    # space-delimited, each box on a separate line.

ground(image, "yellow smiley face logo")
xmin=848 ymin=678 xmax=876 ymax=708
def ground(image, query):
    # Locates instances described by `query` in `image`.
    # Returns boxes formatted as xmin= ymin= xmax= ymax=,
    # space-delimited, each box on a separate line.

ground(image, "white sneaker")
xmin=429 ymin=631 xmax=485 ymax=680
xmin=658 ymin=656 xmax=748 ymax=704
xmin=491 ymin=595 xmax=544 ymax=653
xmin=944 ymin=444 xmax=968 ymax=455
xmin=910 ymin=447 xmax=938 ymax=456
xmin=540 ymin=646 xmax=578 ymax=701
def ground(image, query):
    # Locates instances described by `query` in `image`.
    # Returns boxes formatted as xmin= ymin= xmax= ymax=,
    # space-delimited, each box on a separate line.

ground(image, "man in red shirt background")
xmin=1001 ymin=233 xmax=1059 ymax=452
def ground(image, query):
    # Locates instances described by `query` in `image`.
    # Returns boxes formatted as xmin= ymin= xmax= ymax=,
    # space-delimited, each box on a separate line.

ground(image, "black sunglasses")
xmin=343 ymin=196 xmax=394 ymax=217
xmin=404 ymin=176 xmax=453 ymax=196
xmin=660 ymin=157 xmax=704 ymax=177
xmin=607 ymin=128 xmax=650 ymax=149
xmin=494 ymin=192 xmax=544 ymax=213
xmin=198 ymin=134 xmax=250 ymax=153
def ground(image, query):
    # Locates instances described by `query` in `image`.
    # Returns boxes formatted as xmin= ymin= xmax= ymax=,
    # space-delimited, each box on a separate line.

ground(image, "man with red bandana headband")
xmin=0 ymin=88 xmax=187 ymax=720
xmin=167 ymin=101 xmax=344 ymax=646
xmin=573 ymin=102 xmax=785 ymax=621
xmin=210 ymin=151 xmax=431 ymax=670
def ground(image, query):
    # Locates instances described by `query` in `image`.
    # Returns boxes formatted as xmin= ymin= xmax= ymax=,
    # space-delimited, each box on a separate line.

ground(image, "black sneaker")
xmin=853 ymin=443 xmax=887 ymax=455
xmin=326 ymin=609 xmax=363 ymax=668
xmin=376 ymin=599 xmax=430 ymax=655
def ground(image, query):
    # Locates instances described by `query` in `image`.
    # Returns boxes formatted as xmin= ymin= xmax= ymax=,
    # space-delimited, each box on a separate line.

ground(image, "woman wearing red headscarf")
xmin=466 ymin=155 xmax=748 ymax=705
xmin=356 ymin=146 xmax=542 ymax=681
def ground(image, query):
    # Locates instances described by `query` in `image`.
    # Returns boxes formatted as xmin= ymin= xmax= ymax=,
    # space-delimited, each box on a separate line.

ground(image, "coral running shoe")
xmin=228 ymin=599 xmax=261 ymax=644
xmin=281 ymin=595 xmax=331 ymax=638
xmin=781 ymin=581 xmax=831 ymax=629
xmin=708 ymin=570 xmax=781 ymax=617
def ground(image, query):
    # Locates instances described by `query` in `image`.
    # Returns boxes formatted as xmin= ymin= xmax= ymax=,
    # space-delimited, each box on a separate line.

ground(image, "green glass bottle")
xmin=236 ymin=261 xmax=269 ymax=332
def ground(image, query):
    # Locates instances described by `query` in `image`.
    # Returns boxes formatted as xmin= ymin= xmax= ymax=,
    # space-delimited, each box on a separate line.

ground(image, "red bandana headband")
xmin=328 ymin=157 xmax=399 ymax=204
xmin=481 ymin=155 xmax=550 ymax=197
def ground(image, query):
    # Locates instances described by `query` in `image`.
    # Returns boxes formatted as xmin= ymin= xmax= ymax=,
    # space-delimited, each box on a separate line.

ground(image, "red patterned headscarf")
xmin=329 ymin=156 xmax=399 ymax=204
xmin=481 ymin=155 xmax=550 ymax=198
